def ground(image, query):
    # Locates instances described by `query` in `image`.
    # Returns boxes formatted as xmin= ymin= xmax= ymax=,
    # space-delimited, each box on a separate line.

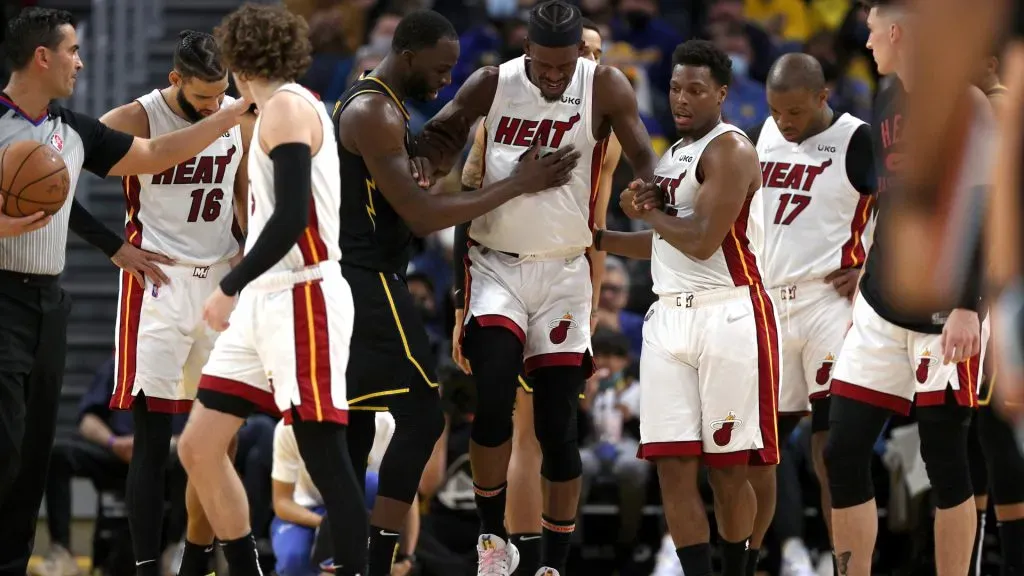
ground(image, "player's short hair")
xmin=214 ymin=4 xmax=312 ymax=83
xmin=391 ymin=10 xmax=457 ymax=53
xmin=174 ymin=30 xmax=226 ymax=83
xmin=529 ymin=0 xmax=582 ymax=47
xmin=5 ymin=7 xmax=75 ymax=71
xmin=580 ymin=17 xmax=600 ymax=36
xmin=592 ymin=327 xmax=630 ymax=358
xmin=766 ymin=53 xmax=826 ymax=93
xmin=672 ymin=39 xmax=733 ymax=87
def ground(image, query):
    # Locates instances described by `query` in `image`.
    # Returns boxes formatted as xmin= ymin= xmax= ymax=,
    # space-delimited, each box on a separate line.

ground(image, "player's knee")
xmin=919 ymin=416 xmax=973 ymax=509
xmin=707 ymin=465 xmax=749 ymax=497
xmin=471 ymin=411 xmax=514 ymax=448
xmin=540 ymin=439 xmax=581 ymax=482
xmin=824 ymin=426 xmax=875 ymax=508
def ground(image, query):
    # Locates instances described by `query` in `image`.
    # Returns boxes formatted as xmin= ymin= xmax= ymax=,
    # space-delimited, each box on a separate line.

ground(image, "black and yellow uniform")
xmin=333 ymin=75 xmax=438 ymax=410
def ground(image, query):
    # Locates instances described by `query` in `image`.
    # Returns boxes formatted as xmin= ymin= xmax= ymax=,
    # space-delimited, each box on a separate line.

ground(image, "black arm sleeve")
xmin=453 ymin=187 xmax=473 ymax=308
xmin=60 ymin=108 xmax=135 ymax=177
xmin=219 ymin=143 xmax=312 ymax=297
xmin=69 ymin=199 xmax=124 ymax=257
xmin=846 ymin=123 xmax=876 ymax=194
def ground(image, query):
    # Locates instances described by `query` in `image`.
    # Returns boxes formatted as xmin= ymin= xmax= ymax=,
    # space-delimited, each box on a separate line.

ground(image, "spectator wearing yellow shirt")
xmin=744 ymin=0 xmax=810 ymax=43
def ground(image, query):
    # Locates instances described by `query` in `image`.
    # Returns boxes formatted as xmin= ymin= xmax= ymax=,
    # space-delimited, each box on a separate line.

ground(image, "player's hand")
xmin=391 ymin=559 xmax=413 ymax=576
xmin=112 ymin=243 xmax=175 ymax=287
xmin=451 ymin=308 xmax=472 ymax=374
xmin=223 ymin=96 xmax=253 ymax=118
xmin=824 ymin=268 xmax=860 ymax=300
xmin=513 ymin=139 xmax=581 ymax=193
xmin=409 ymin=157 xmax=434 ymax=188
xmin=627 ymin=179 xmax=663 ymax=212
xmin=0 ymin=196 xmax=52 ymax=237
xmin=619 ymin=187 xmax=646 ymax=220
xmin=203 ymin=287 xmax=238 ymax=332
xmin=940 ymin=308 xmax=981 ymax=365
xmin=110 ymin=436 xmax=134 ymax=463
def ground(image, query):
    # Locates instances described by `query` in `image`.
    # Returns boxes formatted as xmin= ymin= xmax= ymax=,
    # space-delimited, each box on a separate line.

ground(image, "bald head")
xmin=766 ymin=53 xmax=826 ymax=94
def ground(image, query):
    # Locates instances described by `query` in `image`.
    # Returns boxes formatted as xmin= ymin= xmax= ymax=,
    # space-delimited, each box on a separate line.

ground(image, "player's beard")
xmin=405 ymin=71 xmax=434 ymax=102
xmin=177 ymin=89 xmax=205 ymax=123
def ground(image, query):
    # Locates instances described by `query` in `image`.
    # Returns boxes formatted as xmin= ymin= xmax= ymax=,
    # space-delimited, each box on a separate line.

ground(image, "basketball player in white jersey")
xmin=455 ymin=18 xmax=621 ymax=575
xmin=176 ymin=6 xmax=367 ymax=576
xmin=742 ymin=53 xmax=875 ymax=574
xmin=596 ymin=40 xmax=779 ymax=576
xmin=97 ymin=31 xmax=255 ymax=576
xmin=415 ymin=2 xmax=659 ymax=574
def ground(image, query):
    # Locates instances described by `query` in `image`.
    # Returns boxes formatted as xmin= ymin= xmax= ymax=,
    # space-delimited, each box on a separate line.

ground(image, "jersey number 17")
xmin=773 ymin=193 xmax=811 ymax=225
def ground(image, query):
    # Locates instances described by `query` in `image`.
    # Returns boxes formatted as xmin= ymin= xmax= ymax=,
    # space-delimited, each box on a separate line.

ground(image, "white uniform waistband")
xmin=249 ymin=260 xmax=339 ymax=293
xmin=477 ymin=244 xmax=588 ymax=261
xmin=769 ymin=279 xmax=839 ymax=302
xmin=658 ymin=285 xmax=754 ymax=309
xmin=161 ymin=261 xmax=230 ymax=280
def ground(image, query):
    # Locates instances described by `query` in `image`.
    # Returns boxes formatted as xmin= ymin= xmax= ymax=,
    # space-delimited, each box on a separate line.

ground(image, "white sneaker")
xmin=815 ymin=552 xmax=835 ymax=576
xmin=651 ymin=534 xmax=685 ymax=576
xmin=779 ymin=538 xmax=816 ymax=576
xmin=534 ymin=568 xmax=560 ymax=576
xmin=476 ymin=534 xmax=520 ymax=576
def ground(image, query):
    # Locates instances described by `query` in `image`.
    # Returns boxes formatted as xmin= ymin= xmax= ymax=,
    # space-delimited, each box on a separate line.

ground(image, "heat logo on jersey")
xmin=916 ymin=348 xmax=936 ymax=383
xmin=815 ymin=353 xmax=835 ymax=385
xmin=654 ymin=171 xmax=686 ymax=216
xmin=493 ymin=113 xmax=581 ymax=149
xmin=151 ymin=146 xmax=237 ymax=186
xmin=711 ymin=412 xmax=742 ymax=447
xmin=548 ymin=312 xmax=579 ymax=344
xmin=760 ymin=158 xmax=833 ymax=192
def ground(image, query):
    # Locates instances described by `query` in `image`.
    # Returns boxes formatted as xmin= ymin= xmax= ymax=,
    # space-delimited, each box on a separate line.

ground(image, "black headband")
xmin=527 ymin=18 xmax=582 ymax=47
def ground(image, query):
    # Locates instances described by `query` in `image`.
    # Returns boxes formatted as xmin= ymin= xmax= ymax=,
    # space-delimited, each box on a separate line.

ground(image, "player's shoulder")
xmin=339 ymin=90 xmax=407 ymax=129
xmin=97 ymin=100 xmax=149 ymax=138
xmin=458 ymin=66 xmax=501 ymax=101
xmin=704 ymin=127 xmax=758 ymax=165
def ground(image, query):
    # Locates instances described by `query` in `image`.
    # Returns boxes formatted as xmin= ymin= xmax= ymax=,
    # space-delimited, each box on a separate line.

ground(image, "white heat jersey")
xmin=651 ymin=122 xmax=766 ymax=294
xmin=126 ymin=90 xmax=244 ymax=266
xmin=473 ymin=55 xmax=606 ymax=254
xmin=756 ymin=113 xmax=874 ymax=286
xmin=246 ymin=83 xmax=341 ymax=273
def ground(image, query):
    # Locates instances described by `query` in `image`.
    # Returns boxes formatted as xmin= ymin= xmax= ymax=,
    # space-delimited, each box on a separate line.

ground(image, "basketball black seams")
xmin=10 ymin=164 xmax=68 ymax=198
xmin=5 ymin=143 xmax=45 ymax=196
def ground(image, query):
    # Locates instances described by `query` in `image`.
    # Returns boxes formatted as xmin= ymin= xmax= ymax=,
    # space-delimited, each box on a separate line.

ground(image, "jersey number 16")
xmin=188 ymin=188 xmax=224 ymax=222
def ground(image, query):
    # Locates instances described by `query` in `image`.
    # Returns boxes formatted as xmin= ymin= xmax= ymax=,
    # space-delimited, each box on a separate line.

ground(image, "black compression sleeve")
xmin=69 ymin=199 xmax=124 ymax=257
xmin=846 ymin=123 xmax=876 ymax=194
xmin=453 ymin=215 xmax=471 ymax=308
xmin=219 ymin=143 xmax=312 ymax=296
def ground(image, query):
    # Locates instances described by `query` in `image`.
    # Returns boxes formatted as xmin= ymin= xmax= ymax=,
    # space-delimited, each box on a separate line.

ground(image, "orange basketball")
xmin=0 ymin=140 xmax=70 ymax=217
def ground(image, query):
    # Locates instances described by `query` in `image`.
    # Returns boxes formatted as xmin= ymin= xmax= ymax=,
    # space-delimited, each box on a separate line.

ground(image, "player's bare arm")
xmin=98 ymin=101 xmax=151 ymax=138
xmin=232 ymin=111 xmax=256 ymax=236
xmin=204 ymin=92 xmax=320 ymax=331
xmin=594 ymin=66 xmax=658 ymax=181
xmin=341 ymin=92 xmax=579 ymax=236
xmin=106 ymin=96 xmax=250 ymax=177
xmin=587 ymin=133 xmax=624 ymax=329
xmin=413 ymin=67 xmax=499 ymax=177
xmin=642 ymin=132 xmax=759 ymax=260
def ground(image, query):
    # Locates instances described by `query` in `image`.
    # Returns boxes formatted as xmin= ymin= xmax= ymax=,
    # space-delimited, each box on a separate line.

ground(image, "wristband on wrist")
xmin=594 ymin=228 xmax=604 ymax=251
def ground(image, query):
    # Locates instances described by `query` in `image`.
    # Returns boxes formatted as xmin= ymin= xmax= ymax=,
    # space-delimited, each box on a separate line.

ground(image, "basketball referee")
xmin=0 ymin=8 xmax=250 ymax=575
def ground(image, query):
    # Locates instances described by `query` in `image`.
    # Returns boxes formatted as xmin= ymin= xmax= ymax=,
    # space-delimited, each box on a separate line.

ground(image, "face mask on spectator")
xmin=370 ymin=34 xmax=392 ymax=52
xmin=486 ymin=0 xmax=518 ymax=19
xmin=728 ymin=52 xmax=750 ymax=78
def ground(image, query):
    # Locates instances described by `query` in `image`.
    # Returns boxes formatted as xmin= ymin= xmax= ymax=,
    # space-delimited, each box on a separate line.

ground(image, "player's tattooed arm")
xmin=232 ymin=111 xmax=257 ymax=236
xmin=594 ymin=65 xmax=658 ymax=181
xmin=642 ymin=132 xmax=759 ymax=260
xmin=460 ymin=121 xmax=488 ymax=190
xmin=343 ymin=93 xmax=580 ymax=236
xmin=413 ymin=67 xmax=499 ymax=177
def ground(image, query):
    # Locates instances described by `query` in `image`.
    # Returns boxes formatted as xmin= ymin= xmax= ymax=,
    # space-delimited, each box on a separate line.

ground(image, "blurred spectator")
xmin=38 ymin=356 xmax=188 ymax=576
xmin=705 ymin=0 xmax=778 ymax=83
xmin=712 ymin=21 xmax=769 ymax=133
xmin=743 ymin=0 xmax=810 ymax=45
xmin=579 ymin=329 xmax=648 ymax=569
xmin=594 ymin=257 xmax=644 ymax=358
xmin=805 ymin=30 xmax=872 ymax=122
xmin=234 ymin=414 xmax=277 ymax=544
xmin=610 ymin=0 xmax=685 ymax=91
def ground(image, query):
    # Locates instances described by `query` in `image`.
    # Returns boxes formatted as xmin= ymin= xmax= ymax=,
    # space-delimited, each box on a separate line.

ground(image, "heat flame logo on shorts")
xmin=547 ymin=312 xmax=578 ymax=344
xmin=815 ymin=353 xmax=835 ymax=385
xmin=710 ymin=411 xmax=741 ymax=447
xmin=916 ymin=348 xmax=934 ymax=384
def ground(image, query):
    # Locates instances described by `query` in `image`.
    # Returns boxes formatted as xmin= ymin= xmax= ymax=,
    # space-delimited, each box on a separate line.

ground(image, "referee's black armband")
xmin=69 ymin=199 xmax=124 ymax=257
xmin=453 ymin=221 xmax=471 ymax=308
xmin=219 ymin=143 xmax=312 ymax=296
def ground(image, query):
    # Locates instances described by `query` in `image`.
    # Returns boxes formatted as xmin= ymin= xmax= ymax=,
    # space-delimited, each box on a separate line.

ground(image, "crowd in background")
xmin=6 ymin=0 xmax=979 ymax=575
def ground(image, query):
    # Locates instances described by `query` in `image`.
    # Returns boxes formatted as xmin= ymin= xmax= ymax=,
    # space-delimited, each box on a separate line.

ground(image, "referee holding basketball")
xmin=0 ymin=8 xmax=250 ymax=575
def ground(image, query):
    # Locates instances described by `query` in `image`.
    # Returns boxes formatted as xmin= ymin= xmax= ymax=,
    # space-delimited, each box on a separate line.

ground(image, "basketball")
xmin=0 ymin=140 xmax=70 ymax=217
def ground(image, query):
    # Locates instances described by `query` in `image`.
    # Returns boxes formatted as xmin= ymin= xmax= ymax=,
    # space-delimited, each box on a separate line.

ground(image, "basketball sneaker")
xmin=533 ymin=568 xmax=560 ymax=576
xmin=476 ymin=534 xmax=520 ymax=575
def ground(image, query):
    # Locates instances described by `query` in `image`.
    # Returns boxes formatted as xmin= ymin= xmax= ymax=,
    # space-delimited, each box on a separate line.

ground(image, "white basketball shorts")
xmin=111 ymin=262 xmax=230 ymax=413
xmin=462 ymin=244 xmax=593 ymax=375
xmin=200 ymin=260 xmax=353 ymax=424
xmin=637 ymin=284 xmax=782 ymax=467
xmin=831 ymin=292 xmax=987 ymax=415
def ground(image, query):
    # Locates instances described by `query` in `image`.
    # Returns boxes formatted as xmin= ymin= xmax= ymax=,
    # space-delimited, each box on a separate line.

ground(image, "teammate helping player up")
xmin=414 ymin=2 xmax=659 ymax=574
xmin=178 ymin=5 xmax=369 ymax=576
xmin=331 ymin=10 xmax=580 ymax=576
xmin=99 ymin=30 xmax=255 ymax=576
xmin=596 ymin=39 xmax=778 ymax=576
xmin=744 ymin=52 xmax=875 ymax=574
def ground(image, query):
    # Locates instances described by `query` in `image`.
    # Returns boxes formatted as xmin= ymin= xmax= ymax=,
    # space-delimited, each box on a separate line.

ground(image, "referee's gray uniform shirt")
xmin=0 ymin=95 xmax=133 ymax=274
